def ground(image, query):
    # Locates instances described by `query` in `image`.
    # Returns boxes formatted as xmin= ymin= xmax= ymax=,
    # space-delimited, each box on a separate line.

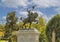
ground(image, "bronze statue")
xmin=20 ymin=6 xmax=38 ymax=29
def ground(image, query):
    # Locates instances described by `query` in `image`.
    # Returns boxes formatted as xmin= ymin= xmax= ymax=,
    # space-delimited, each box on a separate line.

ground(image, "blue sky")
xmin=0 ymin=0 xmax=60 ymax=24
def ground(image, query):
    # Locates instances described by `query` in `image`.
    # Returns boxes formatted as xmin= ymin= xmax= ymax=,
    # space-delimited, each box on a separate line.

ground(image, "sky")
xmin=0 ymin=0 xmax=60 ymax=24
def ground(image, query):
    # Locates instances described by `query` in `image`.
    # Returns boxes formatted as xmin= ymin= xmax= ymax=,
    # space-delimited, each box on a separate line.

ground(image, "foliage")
xmin=46 ymin=14 xmax=60 ymax=42
xmin=3 ymin=12 xmax=18 ymax=42
xmin=0 ymin=24 xmax=4 ymax=31
xmin=18 ymin=21 xmax=24 ymax=29
xmin=0 ymin=24 xmax=4 ymax=38
xmin=6 ymin=12 xmax=18 ymax=31
xmin=0 ymin=40 xmax=8 ymax=42
xmin=32 ymin=17 xmax=48 ymax=42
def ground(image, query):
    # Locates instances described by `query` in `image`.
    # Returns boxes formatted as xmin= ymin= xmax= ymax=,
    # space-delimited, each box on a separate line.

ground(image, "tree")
xmin=3 ymin=11 xmax=18 ymax=42
xmin=6 ymin=12 xmax=18 ymax=30
xmin=0 ymin=24 xmax=4 ymax=38
xmin=46 ymin=14 xmax=60 ymax=42
xmin=32 ymin=17 xmax=48 ymax=42
xmin=18 ymin=21 xmax=24 ymax=29
xmin=38 ymin=17 xmax=45 ymax=26
xmin=0 ymin=24 xmax=4 ymax=31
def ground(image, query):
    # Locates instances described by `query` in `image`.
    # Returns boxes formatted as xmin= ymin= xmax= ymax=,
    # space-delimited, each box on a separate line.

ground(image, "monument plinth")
xmin=16 ymin=28 xmax=40 ymax=42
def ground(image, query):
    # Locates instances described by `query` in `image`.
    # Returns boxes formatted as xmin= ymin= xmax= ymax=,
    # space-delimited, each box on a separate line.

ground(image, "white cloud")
xmin=55 ymin=7 xmax=60 ymax=14
xmin=19 ymin=11 xmax=43 ymax=18
xmin=32 ymin=0 xmax=60 ymax=8
xmin=0 ymin=0 xmax=60 ymax=24
xmin=0 ymin=0 xmax=60 ymax=8
xmin=46 ymin=14 xmax=57 ymax=24
xmin=37 ymin=11 xmax=49 ymax=23
xmin=1 ymin=0 xmax=28 ymax=8
xmin=31 ymin=11 xmax=43 ymax=16
xmin=19 ymin=11 xmax=28 ymax=18
xmin=0 ymin=16 xmax=6 ymax=24
xmin=2 ymin=16 xmax=6 ymax=20
xmin=43 ymin=15 xmax=49 ymax=23
xmin=1 ymin=0 xmax=5 ymax=2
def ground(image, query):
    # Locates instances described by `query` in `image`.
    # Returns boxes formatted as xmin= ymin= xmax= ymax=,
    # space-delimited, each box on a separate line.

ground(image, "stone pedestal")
xmin=16 ymin=28 xmax=40 ymax=42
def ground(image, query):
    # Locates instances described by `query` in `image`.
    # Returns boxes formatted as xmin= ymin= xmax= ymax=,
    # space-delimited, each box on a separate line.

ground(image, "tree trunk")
xmin=29 ymin=23 xmax=31 ymax=29
xmin=52 ymin=30 xmax=55 ymax=42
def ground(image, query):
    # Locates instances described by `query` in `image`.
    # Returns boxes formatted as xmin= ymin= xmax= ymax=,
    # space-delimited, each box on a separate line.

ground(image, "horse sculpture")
xmin=21 ymin=10 xmax=38 ymax=29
